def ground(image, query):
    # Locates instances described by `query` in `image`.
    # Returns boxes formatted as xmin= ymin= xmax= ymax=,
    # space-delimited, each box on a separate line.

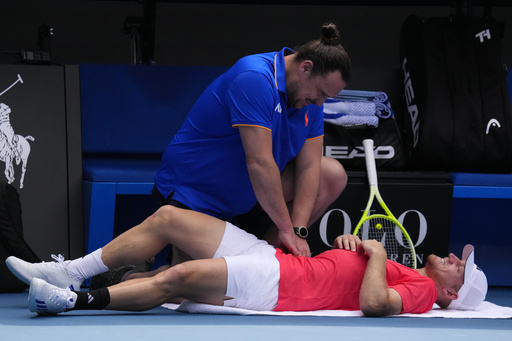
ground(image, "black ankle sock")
xmin=73 ymin=288 xmax=111 ymax=310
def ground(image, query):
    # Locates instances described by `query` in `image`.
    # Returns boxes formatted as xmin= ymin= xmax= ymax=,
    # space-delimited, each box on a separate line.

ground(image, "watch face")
xmin=295 ymin=226 xmax=308 ymax=238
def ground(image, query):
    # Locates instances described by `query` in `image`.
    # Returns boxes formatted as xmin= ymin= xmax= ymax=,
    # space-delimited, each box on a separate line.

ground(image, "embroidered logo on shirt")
xmin=275 ymin=103 xmax=282 ymax=114
xmin=305 ymin=111 xmax=309 ymax=127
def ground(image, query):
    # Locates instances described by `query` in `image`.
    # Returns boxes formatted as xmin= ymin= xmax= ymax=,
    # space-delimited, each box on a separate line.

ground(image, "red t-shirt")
xmin=274 ymin=248 xmax=436 ymax=314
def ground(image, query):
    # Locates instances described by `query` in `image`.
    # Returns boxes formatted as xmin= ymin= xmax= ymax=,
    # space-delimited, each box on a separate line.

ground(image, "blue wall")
xmin=450 ymin=198 xmax=512 ymax=286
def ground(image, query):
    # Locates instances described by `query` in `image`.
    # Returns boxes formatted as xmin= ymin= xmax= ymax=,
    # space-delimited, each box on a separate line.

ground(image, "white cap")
xmin=448 ymin=244 xmax=488 ymax=310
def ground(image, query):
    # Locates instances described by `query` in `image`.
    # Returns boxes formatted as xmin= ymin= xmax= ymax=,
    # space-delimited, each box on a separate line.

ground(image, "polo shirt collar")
xmin=274 ymin=47 xmax=293 ymax=95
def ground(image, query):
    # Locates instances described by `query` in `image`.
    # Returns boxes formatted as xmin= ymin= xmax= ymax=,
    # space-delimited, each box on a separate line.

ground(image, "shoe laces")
xmin=48 ymin=286 xmax=74 ymax=309
xmin=50 ymin=254 xmax=66 ymax=263
xmin=39 ymin=254 xmax=68 ymax=272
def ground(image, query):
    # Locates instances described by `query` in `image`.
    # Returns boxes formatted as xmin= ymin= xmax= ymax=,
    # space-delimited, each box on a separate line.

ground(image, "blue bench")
xmin=451 ymin=172 xmax=512 ymax=199
xmin=80 ymin=64 xmax=229 ymax=253
xmin=450 ymin=172 xmax=512 ymax=286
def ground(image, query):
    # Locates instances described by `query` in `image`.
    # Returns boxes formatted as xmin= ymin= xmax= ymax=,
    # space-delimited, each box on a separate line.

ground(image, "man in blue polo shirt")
xmin=153 ymin=22 xmax=351 ymax=261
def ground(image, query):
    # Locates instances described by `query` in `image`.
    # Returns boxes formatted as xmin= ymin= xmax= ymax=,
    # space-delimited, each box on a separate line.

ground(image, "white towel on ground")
xmin=161 ymin=300 xmax=512 ymax=319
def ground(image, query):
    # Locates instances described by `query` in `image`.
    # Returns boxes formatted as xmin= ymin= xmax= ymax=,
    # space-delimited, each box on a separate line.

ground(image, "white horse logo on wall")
xmin=0 ymin=74 xmax=35 ymax=189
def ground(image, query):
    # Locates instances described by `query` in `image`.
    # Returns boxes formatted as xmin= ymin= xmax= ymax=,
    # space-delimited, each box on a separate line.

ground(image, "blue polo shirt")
xmin=155 ymin=47 xmax=324 ymax=218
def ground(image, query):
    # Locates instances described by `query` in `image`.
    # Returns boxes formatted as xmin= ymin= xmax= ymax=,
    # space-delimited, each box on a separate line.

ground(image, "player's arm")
xmin=358 ymin=239 xmax=403 ymax=317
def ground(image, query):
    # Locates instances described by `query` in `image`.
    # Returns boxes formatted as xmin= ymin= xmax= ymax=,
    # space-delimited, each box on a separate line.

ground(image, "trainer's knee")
xmin=320 ymin=156 xmax=347 ymax=197
xmin=152 ymin=204 xmax=179 ymax=222
xmin=144 ymin=205 xmax=180 ymax=235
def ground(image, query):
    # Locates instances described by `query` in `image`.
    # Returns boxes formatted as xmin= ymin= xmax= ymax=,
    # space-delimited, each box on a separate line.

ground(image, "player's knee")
xmin=158 ymin=263 xmax=191 ymax=292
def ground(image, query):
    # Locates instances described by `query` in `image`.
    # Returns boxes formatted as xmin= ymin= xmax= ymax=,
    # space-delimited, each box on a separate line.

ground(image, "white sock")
xmin=66 ymin=249 xmax=109 ymax=282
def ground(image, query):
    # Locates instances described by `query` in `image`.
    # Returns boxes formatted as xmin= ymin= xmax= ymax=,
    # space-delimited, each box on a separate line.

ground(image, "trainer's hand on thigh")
xmin=280 ymin=230 xmax=311 ymax=257
xmin=333 ymin=234 xmax=361 ymax=252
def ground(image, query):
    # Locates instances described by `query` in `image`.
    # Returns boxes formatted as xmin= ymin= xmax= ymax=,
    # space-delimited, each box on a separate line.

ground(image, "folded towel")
xmin=324 ymin=101 xmax=377 ymax=117
xmin=324 ymin=114 xmax=379 ymax=128
xmin=335 ymin=90 xmax=389 ymax=105
xmin=323 ymin=89 xmax=394 ymax=130
xmin=162 ymin=300 xmax=512 ymax=319
xmin=324 ymin=100 xmax=393 ymax=120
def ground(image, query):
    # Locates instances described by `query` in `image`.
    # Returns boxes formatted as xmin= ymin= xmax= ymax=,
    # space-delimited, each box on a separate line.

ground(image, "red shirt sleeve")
xmin=386 ymin=261 xmax=437 ymax=314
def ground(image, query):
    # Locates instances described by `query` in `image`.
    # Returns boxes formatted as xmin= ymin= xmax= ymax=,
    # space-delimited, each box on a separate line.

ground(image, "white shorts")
xmin=213 ymin=222 xmax=280 ymax=311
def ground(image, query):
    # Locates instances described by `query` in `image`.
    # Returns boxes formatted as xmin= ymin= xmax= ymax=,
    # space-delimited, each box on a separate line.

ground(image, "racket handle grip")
xmin=363 ymin=139 xmax=378 ymax=186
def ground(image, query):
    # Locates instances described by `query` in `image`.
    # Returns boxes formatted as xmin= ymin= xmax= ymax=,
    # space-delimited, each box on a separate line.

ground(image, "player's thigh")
xmin=154 ymin=206 xmax=227 ymax=259
xmin=169 ymin=258 xmax=229 ymax=305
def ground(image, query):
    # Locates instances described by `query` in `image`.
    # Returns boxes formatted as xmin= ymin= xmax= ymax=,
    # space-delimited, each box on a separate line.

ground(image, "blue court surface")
xmin=1 ymin=287 xmax=511 ymax=341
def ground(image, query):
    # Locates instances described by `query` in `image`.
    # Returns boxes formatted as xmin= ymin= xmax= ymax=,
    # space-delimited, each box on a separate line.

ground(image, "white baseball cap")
xmin=448 ymin=244 xmax=488 ymax=310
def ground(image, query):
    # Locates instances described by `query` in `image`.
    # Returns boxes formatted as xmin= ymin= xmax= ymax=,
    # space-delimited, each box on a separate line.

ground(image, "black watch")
xmin=293 ymin=226 xmax=308 ymax=239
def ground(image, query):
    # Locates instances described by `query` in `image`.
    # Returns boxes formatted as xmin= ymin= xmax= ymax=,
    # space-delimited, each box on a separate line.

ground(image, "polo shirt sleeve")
xmin=226 ymin=70 xmax=276 ymax=130
xmin=307 ymin=105 xmax=325 ymax=139
xmin=390 ymin=275 xmax=437 ymax=314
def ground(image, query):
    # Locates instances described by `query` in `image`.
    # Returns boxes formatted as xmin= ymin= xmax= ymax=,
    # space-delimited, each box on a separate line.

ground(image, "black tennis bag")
xmin=400 ymin=12 xmax=512 ymax=172
xmin=323 ymin=89 xmax=406 ymax=171
xmin=323 ymin=118 xmax=406 ymax=171
xmin=0 ymin=180 xmax=40 ymax=292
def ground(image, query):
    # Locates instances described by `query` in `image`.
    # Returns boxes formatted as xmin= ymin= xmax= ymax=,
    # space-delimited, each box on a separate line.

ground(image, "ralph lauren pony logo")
xmin=0 ymin=74 xmax=35 ymax=189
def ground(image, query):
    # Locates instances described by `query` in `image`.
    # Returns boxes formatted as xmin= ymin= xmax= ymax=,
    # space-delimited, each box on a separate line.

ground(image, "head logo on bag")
xmin=485 ymin=118 xmax=501 ymax=135
xmin=324 ymin=144 xmax=395 ymax=160
xmin=401 ymin=57 xmax=420 ymax=148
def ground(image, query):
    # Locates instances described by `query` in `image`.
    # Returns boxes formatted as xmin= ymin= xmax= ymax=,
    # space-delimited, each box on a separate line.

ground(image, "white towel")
xmin=324 ymin=101 xmax=377 ymax=117
xmin=335 ymin=90 xmax=389 ymax=105
xmin=324 ymin=114 xmax=379 ymax=128
xmin=323 ymin=92 xmax=394 ymax=129
xmin=161 ymin=300 xmax=512 ymax=319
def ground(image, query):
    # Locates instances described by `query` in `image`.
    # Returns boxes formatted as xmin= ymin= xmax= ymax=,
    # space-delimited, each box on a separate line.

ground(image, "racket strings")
xmin=356 ymin=216 xmax=415 ymax=268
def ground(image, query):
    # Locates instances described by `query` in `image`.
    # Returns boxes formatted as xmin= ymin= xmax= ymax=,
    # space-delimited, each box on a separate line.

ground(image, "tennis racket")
xmin=353 ymin=139 xmax=417 ymax=269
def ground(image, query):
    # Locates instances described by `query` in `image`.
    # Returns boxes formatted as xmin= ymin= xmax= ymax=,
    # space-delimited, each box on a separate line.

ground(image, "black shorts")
xmin=152 ymin=186 xmax=191 ymax=210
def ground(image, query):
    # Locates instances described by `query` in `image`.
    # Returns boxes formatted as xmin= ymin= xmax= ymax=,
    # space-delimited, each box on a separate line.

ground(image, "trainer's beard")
xmin=286 ymin=81 xmax=300 ymax=109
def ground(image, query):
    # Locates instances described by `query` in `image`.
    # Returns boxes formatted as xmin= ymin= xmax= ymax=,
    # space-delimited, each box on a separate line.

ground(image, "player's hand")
xmin=357 ymin=239 xmax=387 ymax=258
xmin=279 ymin=230 xmax=311 ymax=257
xmin=333 ymin=234 xmax=361 ymax=252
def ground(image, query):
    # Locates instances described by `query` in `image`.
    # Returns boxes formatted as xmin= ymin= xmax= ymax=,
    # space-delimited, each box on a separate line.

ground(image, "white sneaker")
xmin=5 ymin=255 xmax=82 ymax=290
xmin=28 ymin=278 xmax=77 ymax=315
